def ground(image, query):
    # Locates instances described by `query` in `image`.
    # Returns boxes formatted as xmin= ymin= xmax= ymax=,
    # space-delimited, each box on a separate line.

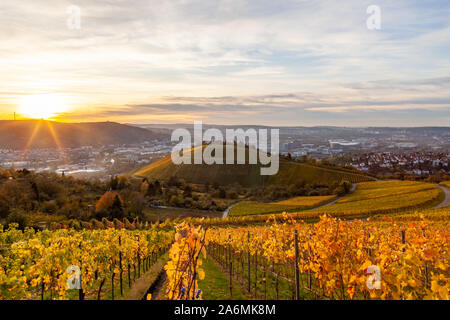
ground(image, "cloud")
xmin=0 ymin=1 xmax=449 ymax=126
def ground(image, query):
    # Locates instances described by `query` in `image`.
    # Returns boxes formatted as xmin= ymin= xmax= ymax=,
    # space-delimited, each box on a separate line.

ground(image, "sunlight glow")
xmin=18 ymin=94 xmax=70 ymax=120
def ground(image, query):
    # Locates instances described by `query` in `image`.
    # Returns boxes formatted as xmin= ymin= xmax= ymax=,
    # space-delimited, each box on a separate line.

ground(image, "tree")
xmin=183 ymin=185 xmax=192 ymax=198
xmin=154 ymin=180 xmax=162 ymax=194
xmin=129 ymin=192 xmax=145 ymax=217
xmin=96 ymin=191 xmax=124 ymax=218
xmin=111 ymin=195 xmax=124 ymax=219
xmin=109 ymin=176 xmax=119 ymax=190
xmin=340 ymin=180 xmax=352 ymax=193
xmin=117 ymin=176 xmax=131 ymax=189
xmin=6 ymin=209 xmax=30 ymax=230
xmin=146 ymin=182 xmax=156 ymax=197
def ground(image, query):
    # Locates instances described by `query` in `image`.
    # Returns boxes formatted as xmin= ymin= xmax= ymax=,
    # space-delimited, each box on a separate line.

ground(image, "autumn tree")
xmin=96 ymin=191 xmax=124 ymax=218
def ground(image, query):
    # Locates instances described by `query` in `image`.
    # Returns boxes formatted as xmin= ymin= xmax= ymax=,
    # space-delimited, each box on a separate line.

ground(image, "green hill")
xmin=133 ymin=144 xmax=374 ymax=187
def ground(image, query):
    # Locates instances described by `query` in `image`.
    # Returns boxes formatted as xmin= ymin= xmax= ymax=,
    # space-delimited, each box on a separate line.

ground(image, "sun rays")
xmin=21 ymin=120 xmax=67 ymax=163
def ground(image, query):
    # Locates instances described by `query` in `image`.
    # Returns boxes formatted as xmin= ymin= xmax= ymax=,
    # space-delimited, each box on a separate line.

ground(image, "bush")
xmin=49 ymin=222 xmax=60 ymax=230
xmin=113 ymin=218 xmax=124 ymax=229
xmin=169 ymin=195 xmax=182 ymax=207
xmin=68 ymin=219 xmax=81 ymax=230
xmin=102 ymin=218 xmax=115 ymax=229
xmin=6 ymin=209 xmax=30 ymax=230
xmin=226 ymin=189 xmax=238 ymax=200
xmin=42 ymin=201 xmax=58 ymax=214
xmin=80 ymin=221 xmax=93 ymax=229
xmin=91 ymin=219 xmax=105 ymax=229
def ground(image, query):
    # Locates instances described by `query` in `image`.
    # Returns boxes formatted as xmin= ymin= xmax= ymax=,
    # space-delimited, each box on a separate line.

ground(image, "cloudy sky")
xmin=0 ymin=0 xmax=449 ymax=126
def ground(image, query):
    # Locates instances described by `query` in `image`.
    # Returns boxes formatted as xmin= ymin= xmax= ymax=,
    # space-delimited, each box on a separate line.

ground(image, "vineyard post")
xmin=226 ymin=239 xmax=229 ymax=266
xmin=79 ymin=242 xmax=85 ymax=300
xmin=254 ymin=251 xmax=257 ymax=298
xmin=276 ymin=271 xmax=279 ymax=300
xmin=247 ymin=231 xmax=251 ymax=293
xmin=401 ymin=230 xmax=406 ymax=253
xmin=294 ymin=229 xmax=300 ymax=300
xmin=119 ymin=236 xmax=123 ymax=296
xmin=308 ymin=233 xmax=312 ymax=290
xmin=111 ymin=270 xmax=115 ymax=300
xmin=422 ymin=228 xmax=429 ymax=289
xmin=128 ymin=263 xmax=131 ymax=288
xmin=137 ymin=235 xmax=141 ymax=278
xmin=228 ymin=235 xmax=233 ymax=300
xmin=264 ymin=262 xmax=267 ymax=300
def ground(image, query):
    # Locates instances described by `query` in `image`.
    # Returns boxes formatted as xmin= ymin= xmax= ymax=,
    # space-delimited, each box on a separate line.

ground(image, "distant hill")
xmin=133 ymin=144 xmax=374 ymax=187
xmin=0 ymin=120 xmax=164 ymax=149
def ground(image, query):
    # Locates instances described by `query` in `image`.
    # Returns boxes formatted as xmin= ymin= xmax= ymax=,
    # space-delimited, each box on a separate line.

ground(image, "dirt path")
xmin=313 ymin=183 xmax=358 ymax=209
xmin=222 ymin=184 xmax=358 ymax=218
xmin=222 ymin=200 xmax=247 ymax=218
xmin=120 ymin=255 xmax=167 ymax=300
xmin=433 ymin=184 xmax=450 ymax=209
xmin=144 ymin=269 xmax=167 ymax=300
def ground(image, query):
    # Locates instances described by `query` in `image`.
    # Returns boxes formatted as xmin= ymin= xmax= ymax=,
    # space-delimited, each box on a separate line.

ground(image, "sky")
xmin=0 ymin=0 xmax=449 ymax=126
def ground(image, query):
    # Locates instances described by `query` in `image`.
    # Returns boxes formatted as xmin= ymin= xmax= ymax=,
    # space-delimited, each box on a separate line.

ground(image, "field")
xmin=229 ymin=195 xmax=336 ymax=217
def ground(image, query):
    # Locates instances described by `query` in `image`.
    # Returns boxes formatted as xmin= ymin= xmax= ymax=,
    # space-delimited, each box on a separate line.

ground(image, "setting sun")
xmin=18 ymin=94 xmax=70 ymax=120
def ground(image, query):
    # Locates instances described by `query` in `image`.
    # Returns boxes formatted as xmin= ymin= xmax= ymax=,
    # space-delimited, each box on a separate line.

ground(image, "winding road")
xmin=315 ymin=183 xmax=358 ymax=209
xmin=221 ymin=182 xmax=450 ymax=219
xmin=222 ymin=200 xmax=247 ymax=218
xmin=221 ymin=183 xmax=359 ymax=218
xmin=434 ymin=184 xmax=450 ymax=209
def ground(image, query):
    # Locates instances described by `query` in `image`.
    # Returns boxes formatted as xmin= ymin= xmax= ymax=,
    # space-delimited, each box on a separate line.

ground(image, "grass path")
xmin=198 ymin=258 xmax=249 ymax=300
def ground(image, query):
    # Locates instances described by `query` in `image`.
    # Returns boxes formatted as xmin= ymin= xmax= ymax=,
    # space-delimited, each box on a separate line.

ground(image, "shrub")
xmin=80 ymin=221 xmax=93 ymax=229
xmin=49 ymin=221 xmax=60 ymax=230
xmin=91 ymin=219 xmax=105 ymax=229
xmin=42 ymin=201 xmax=58 ymax=214
xmin=68 ymin=219 xmax=81 ymax=230
xmin=102 ymin=218 xmax=115 ymax=229
xmin=113 ymin=218 xmax=124 ymax=229
xmin=6 ymin=209 xmax=30 ymax=230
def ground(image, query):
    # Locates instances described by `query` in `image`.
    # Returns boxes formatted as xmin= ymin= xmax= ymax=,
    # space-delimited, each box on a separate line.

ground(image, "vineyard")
xmin=134 ymin=144 xmax=374 ymax=188
xmin=0 ymin=179 xmax=448 ymax=301
xmin=192 ymin=181 xmax=445 ymax=227
xmin=268 ymin=161 xmax=375 ymax=185
xmin=296 ymin=181 xmax=443 ymax=217
xmin=205 ymin=214 xmax=449 ymax=300
xmin=229 ymin=195 xmax=336 ymax=217
xmin=440 ymin=181 xmax=450 ymax=189
xmin=0 ymin=226 xmax=173 ymax=300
